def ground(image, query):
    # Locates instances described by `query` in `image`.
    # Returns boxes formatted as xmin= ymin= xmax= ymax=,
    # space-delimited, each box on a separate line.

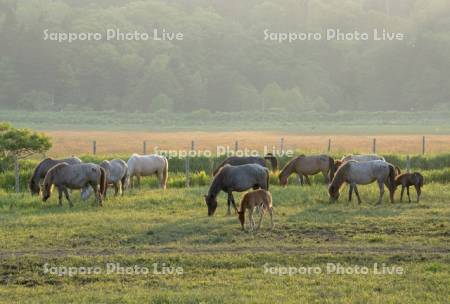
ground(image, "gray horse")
xmin=42 ymin=163 xmax=106 ymax=207
xmin=81 ymin=159 xmax=128 ymax=199
xmin=29 ymin=157 xmax=82 ymax=195
xmin=204 ymin=164 xmax=269 ymax=216
xmin=212 ymin=154 xmax=278 ymax=176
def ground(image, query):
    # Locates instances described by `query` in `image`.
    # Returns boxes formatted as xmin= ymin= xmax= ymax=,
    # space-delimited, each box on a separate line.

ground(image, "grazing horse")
xmin=29 ymin=157 xmax=82 ymax=195
xmin=127 ymin=154 xmax=168 ymax=189
xmin=42 ymin=163 xmax=106 ymax=207
xmin=81 ymin=159 xmax=128 ymax=200
xmin=395 ymin=168 xmax=424 ymax=203
xmin=328 ymin=160 xmax=396 ymax=205
xmin=238 ymin=189 xmax=274 ymax=231
xmin=335 ymin=154 xmax=385 ymax=169
xmin=213 ymin=154 xmax=278 ymax=176
xmin=204 ymin=164 xmax=269 ymax=216
xmin=278 ymin=154 xmax=336 ymax=186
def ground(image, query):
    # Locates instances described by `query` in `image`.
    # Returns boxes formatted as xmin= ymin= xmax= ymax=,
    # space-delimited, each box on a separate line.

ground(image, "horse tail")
xmin=388 ymin=165 xmax=396 ymax=192
xmin=328 ymin=156 xmax=336 ymax=182
xmin=162 ymin=157 xmax=168 ymax=190
xmin=264 ymin=153 xmax=278 ymax=172
xmin=414 ymin=172 xmax=424 ymax=188
xmin=395 ymin=166 xmax=401 ymax=176
xmin=99 ymin=167 xmax=107 ymax=196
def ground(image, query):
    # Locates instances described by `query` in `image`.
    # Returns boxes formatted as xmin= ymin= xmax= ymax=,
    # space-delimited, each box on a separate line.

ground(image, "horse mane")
xmin=328 ymin=156 xmax=336 ymax=181
xmin=279 ymin=155 xmax=304 ymax=180
xmin=329 ymin=161 xmax=351 ymax=193
xmin=43 ymin=162 xmax=68 ymax=192
xmin=29 ymin=158 xmax=54 ymax=192
xmin=208 ymin=165 xmax=229 ymax=197
xmin=212 ymin=158 xmax=230 ymax=176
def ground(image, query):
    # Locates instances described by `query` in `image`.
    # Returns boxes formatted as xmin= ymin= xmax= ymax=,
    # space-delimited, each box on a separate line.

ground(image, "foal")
xmin=395 ymin=168 xmax=424 ymax=203
xmin=237 ymin=189 xmax=274 ymax=231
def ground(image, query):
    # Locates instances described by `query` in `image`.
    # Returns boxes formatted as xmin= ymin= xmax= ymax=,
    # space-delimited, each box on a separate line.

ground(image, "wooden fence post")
xmin=191 ymin=140 xmax=195 ymax=151
xmin=92 ymin=141 xmax=96 ymax=155
xmin=143 ymin=141 xmax=147 ymax=155
xmin=327 ymin=139 xmax=331 ymax=153
xmin=422 ymin=136 xmax=426 ymax=155
xmin=280 ymin=138 xmax=284 ymax=153
xmin=235 ymin=140 xmax=239 ymax=152
xmin=185 ymin=156 xmax=190 ymax=188
xmin=406 ymin=155 xmax=411 ymax=173
xmin=372 ymin=138 xmax=377 ymax=154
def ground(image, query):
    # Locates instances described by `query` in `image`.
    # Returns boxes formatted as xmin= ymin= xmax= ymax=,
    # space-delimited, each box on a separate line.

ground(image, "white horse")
xmin=127 ymin=154 xmax=168 ymax=189
xmin=342 ymin=154 xmax=385 ymax=162
xmin=81 ymin=159 xmax=128 ymax=199
xmin=329 ymin=160 xmax=396 ymax=205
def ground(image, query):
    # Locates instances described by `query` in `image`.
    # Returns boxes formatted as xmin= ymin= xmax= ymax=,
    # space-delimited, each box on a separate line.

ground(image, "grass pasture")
xmin=1 ymin=181 xmax=449 ymax=303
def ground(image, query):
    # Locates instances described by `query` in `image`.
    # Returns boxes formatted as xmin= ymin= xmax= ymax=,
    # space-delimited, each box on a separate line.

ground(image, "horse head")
xmin=328 ymin=184 xmax=339 ymax=203
xmin=204 ymin=194 xmax=217 ymax=216
xmin=278 ymin=172 xmax=288 ymax=187
xmin=29 ymin=178 xmax=40 ymax=195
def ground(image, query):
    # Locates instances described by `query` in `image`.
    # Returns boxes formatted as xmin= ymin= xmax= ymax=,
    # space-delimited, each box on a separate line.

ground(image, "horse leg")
xmin=377 ymin=181 xmax=385 ymax=205
xmin=400 ymin=186 xmax=405 ymax=202
xmin=407 ymin=186 xmax=411 ymax=203
xmin=415 ymin=185 xmax=421 ymax=203
xmin=298 ymin=174 xmax=303 ymax=186
xmin=348 ymin=184 xmax=353 ymax=202
xmin=137 ymin=175 xmax=141 ymax=189
xmin=249 ymin=208 xmax=255 ymax=231
xmin=231 ymin=194 xmax=238 ymax=213
xmin=305 ymin=175 xmax=311 ymax=185
xmin=57 ymin=188 xmax=63 ymax=207
xmin=114 ymin=182 xmax=119 ymax=196
xmin=121 ymin=176 xmax=127 ymax=195
xmin=256 ymin=206 xmax=265 ymax=230
xmin=226 ymin=192 xmax=232 ymax=215
xmin=63 ymin=188 xmax=73 ymax=208
xmin=269 ymin=207 xmax=274 ymax=230
xmin=354 ymin=186 xmax=362 ymax=205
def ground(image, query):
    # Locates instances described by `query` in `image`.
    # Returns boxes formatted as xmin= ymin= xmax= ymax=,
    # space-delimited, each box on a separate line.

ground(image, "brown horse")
xmin=238 ymin=189 xmax=273 ymax=231
xmin=328 ymin=160 xmax=396 ymax=205
xmin=29 ymin=157 xmax=82 ymax=195
xmin=395 ymin=168 xmax=424 ymax=203
xmin=213 ymin=154 xmax=278 ymax=176
xmin=42 ymin=163 xmax=106 ymax=207
xmin=278 ymin=155 xmax=335 ymax=186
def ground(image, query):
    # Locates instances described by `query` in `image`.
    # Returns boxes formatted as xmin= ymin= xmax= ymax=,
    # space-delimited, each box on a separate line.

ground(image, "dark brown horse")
xmin=213 ymin=154 xmax=278 ymax=176
xmin=395 ymin=168 xmax=424 ymax=203
xmin=29 ymin=157 xmax=82 ymax=195
xmin=205 ymin=164 xmax=269 ymax=216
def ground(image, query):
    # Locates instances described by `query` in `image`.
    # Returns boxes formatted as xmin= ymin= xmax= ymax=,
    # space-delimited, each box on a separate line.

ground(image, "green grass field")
xmin=1 ymin=180 xmax=449 ymax=303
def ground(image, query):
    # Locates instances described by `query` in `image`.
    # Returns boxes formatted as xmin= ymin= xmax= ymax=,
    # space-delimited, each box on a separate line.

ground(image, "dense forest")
xmin=0 ymin=0 xmax=449 ymax=113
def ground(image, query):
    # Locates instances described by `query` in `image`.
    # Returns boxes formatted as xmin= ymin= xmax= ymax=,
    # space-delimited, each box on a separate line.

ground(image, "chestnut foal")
xmin=238 ymin=189 xmax=274 ymax=231
xmin=395 ymin=168 xmax=424 ymax=203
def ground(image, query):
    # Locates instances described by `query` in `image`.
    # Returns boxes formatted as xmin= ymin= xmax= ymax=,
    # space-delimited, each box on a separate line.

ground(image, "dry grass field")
xmin=45 ymin=131 xmax=450 ymax=156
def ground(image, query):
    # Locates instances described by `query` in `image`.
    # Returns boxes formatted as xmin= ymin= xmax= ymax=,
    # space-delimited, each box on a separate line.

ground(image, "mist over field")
xmin=0 ymin=0 xmax=449 ymax=115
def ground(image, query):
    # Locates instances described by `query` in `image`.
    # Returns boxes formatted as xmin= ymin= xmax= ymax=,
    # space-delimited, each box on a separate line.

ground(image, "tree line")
xmin=0 ymin=0 xmax=449 ymax=113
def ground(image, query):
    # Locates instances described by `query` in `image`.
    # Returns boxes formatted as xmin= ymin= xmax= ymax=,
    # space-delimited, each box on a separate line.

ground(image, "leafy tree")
xmin=0 ymin=123 xmax=52 ymax=192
